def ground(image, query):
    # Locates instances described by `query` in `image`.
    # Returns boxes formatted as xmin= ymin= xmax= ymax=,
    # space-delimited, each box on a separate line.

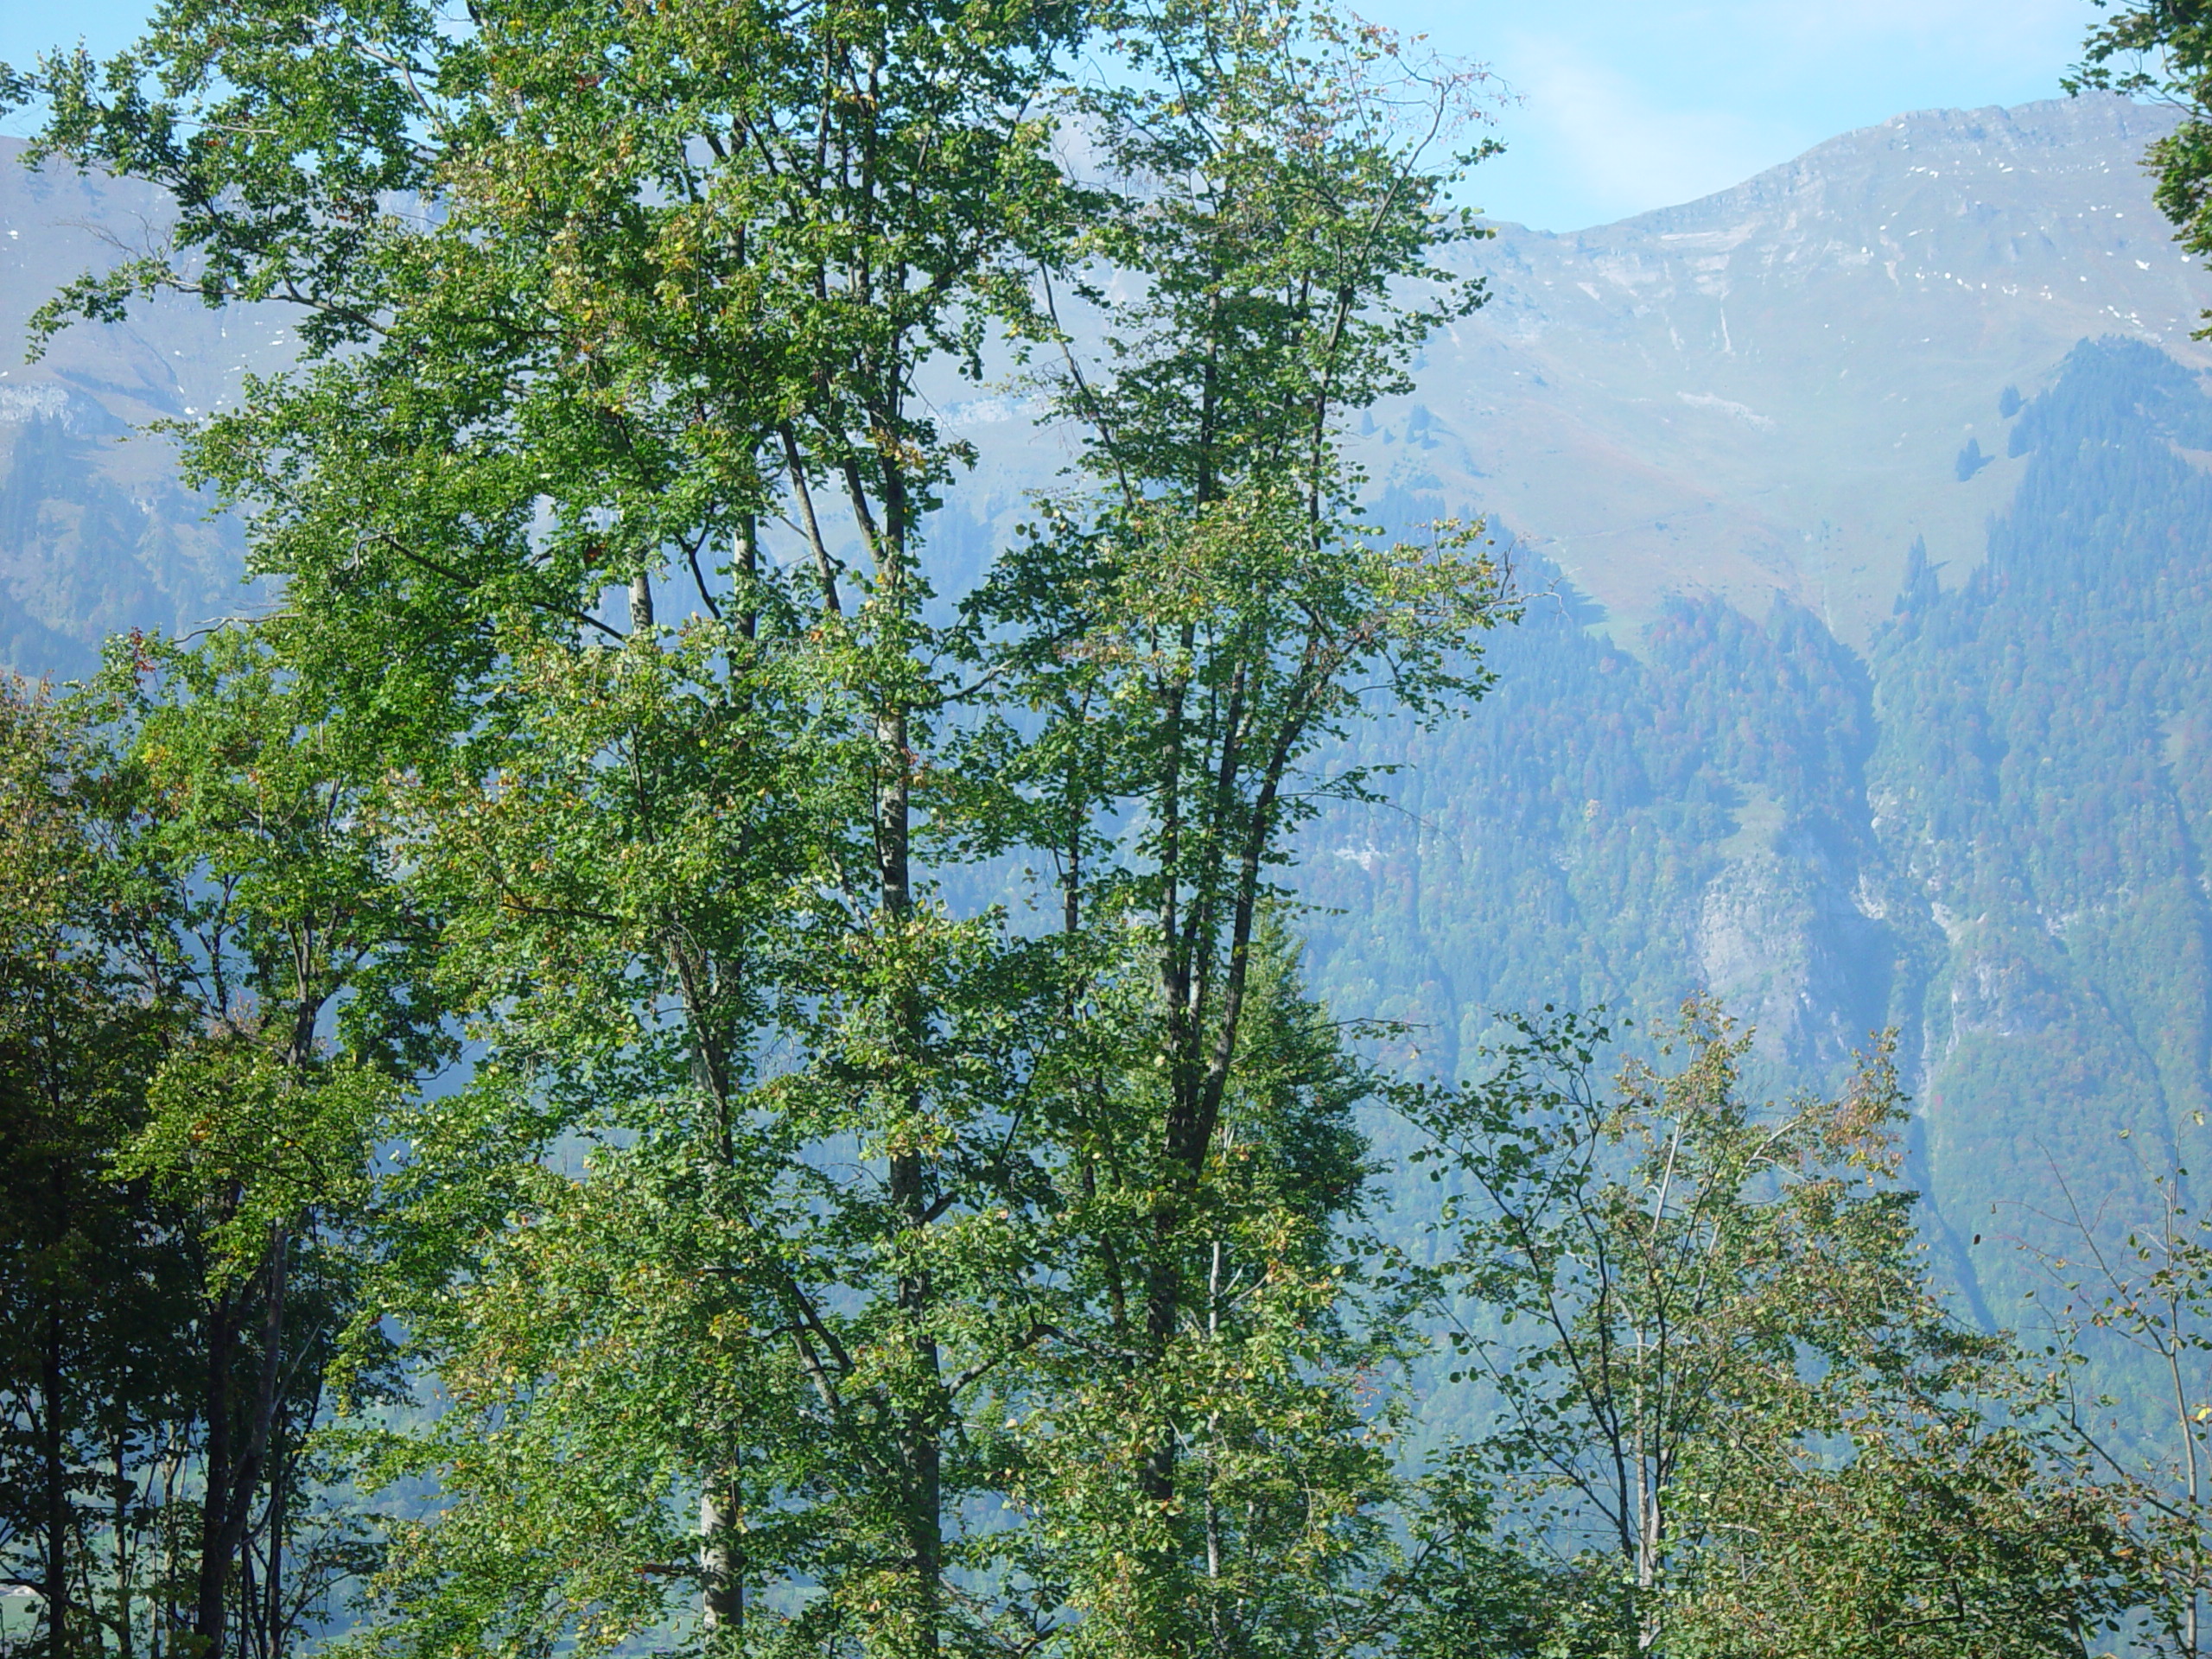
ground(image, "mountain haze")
xmin=5 ymin=93 xmax=2211 ymax=1333
xmin=1395 ymin=93 xmax=2212 ymax=645
xmin=1288 ymin=98 xmax=2212 ymax=1332
xmin=0 ymin=148 xmax=294 ymax=675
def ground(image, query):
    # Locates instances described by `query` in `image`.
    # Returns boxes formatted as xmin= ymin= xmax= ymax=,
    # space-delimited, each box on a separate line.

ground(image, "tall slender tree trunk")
xmin=736 ymin=514 xmax=758 ymax=641
xmin=114 ymin=1440 xmax=134 ymax=1659
xmin=699 ymin=1475 xmax=743 ymax=1636
xmin=849 ymin=430 xmax=942 ymax=1656
xmin=195 ymin=1293 xmax=237 ymax=1651
xmin=1141 ymin=657 xmax=1189 ymax=1507
xmin=41 ymin=1294 xmax=68 ymax=1659
xmin=1141 ymin=310 xmax=1220 ymax=1508
xmin=264 ymin=1421 xmax=285 ymax=1659
xmin=1203 ymin=1241 xmax=1229 ymax=1658
xmin=197 ymin=1227 xmax=289 ymax=1658
xmin=877 ymin=687 xmax=942 ymax=1658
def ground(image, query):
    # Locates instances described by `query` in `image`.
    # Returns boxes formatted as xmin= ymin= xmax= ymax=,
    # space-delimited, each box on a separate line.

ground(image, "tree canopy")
xmin=0 ymin=3 xmax=2182 ymax=1656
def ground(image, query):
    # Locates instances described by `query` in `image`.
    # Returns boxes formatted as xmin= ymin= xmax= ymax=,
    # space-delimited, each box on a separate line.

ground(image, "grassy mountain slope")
xmin=1397 ymin=94 xmax=2212 ymax=646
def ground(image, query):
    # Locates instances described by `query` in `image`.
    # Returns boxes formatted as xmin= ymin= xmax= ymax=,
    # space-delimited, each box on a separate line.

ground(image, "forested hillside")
xmin=1302 ymin=335 xmax=2212 ymax=1331
xmin=1879 ymin=338 xmax=2212 ymax=1308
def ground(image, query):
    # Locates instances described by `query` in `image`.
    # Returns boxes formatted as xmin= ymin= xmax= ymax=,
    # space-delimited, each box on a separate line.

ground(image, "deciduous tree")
xmin=1405 ymin=1004 xmax=2138 ymax=1657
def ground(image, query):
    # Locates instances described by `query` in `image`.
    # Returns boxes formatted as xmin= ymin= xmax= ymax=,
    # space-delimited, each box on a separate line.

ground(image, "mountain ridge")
xmin=1393 ymin=94 xmax=2212 ymax=648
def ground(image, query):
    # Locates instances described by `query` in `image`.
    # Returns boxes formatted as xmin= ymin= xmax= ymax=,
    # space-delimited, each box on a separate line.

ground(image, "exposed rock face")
xmin=1694 ymin=836 xmax=1894 ymax=1074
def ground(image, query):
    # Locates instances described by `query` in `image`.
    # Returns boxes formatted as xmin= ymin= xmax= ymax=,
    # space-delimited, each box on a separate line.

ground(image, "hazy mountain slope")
xmin=0 ymin=144 xmax=294 ymax=676
xmin=6 ymin=96 xmax=2198 ymax=678
xmin=1304 ymin=337 xmax=2212 ymax=1338
xmin=10 ymin=98 xmax=2212 ymax=1331
xmin=935 ymin=99 xmax=2212 ymax=652
xmin=1 ymin=105 xmax=2197 ymax=993
xmin=1393 ymin=93 xmax=2212 ymax=646
xmin=1302 ymin=567 xmax=1904 ymax=1072
xmin=1871 ymin=340 xmax=2212 ymax=1299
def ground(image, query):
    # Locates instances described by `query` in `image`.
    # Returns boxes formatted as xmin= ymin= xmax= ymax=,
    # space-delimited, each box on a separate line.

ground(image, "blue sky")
xmin=3 ymin=0 xmax=2100 ymax=230
xmin=1361 ymin=0 xmax=2097 ymax=229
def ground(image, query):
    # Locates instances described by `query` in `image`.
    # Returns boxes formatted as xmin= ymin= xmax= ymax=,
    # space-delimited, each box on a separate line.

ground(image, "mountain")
xmin=7 ymin=94 xmax=2212 ymax=1331
xmin=1395 ymin=93 xmax=2212 ymax=646
xmin=0 ymin=148 xmax=295 ymax=676
xmin=1289 ymin=95 xmax=2212 ymax=1324
xmin=1305 ymin=340 xmax=2212 ymax=1333
xmin=9 ymin=96 xmax=2196 ymax=676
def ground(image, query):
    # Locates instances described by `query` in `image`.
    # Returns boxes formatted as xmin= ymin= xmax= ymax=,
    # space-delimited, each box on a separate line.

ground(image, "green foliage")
xmin=945 ymin=10 xmax=1515 ymax=1645
xmin=0 ymin=683 xmax=186 ymax=1659
xmin=1402 ymin=1003 xmax=2138 ymax=1655
xmin=14 ymin=2 xmax=2203 ymax=1655
xmin=0 ymin=670 xmax=408 ymax=1659
xmin=2010 ymin=1161 xmax=2212 ymax=1654
xmin=1670 ymin=1411 xmax=2138 ymax=1657
xmin=991 ymin=931 xmax=1414 ymax=1659
xmin=8 ymin=0 xmax=1516 ymax=1652
xmin=1053 ymin=0 xmax=1495 ymax=513
xmin=10 ymin=1 xmax=1103 ymax=1645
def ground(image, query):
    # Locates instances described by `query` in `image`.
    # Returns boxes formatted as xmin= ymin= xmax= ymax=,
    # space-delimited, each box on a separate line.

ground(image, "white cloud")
xmin=1501 ymin=37 xmax=1794 ymax=226
xmin=1375 ymin=0 xmax=2095 ymax=229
